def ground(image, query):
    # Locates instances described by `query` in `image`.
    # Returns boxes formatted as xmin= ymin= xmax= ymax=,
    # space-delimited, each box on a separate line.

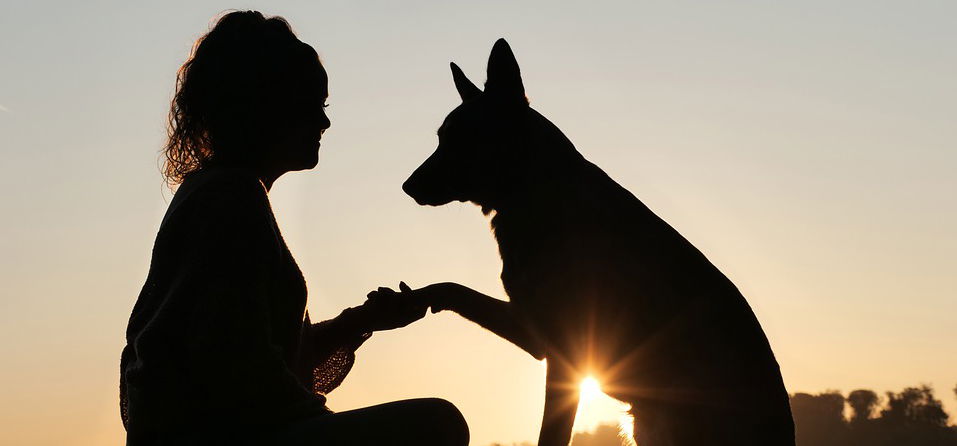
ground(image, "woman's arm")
xmin=298 ymin=283 xmax=429 ymax=393
xmin=307 ymin=285 xmax=430 ymax=347
xmin=308 ymin=307 xmax=371 ymax=347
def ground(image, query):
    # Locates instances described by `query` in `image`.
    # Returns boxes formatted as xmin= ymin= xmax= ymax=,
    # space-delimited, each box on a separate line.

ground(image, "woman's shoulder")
xmin=180 ymin=166 xmax=267 ymax=199
xmin=161 ymin=166 xmax=271 ymax=229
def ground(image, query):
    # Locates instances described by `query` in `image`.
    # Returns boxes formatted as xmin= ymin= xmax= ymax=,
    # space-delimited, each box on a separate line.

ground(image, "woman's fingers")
xmin=368 ymin=282 xmax=414 ymax=299
xmin=367 ymin=286 xmax=397 ymax=300
xmin=366 ymin=282 xmax=436 ymax=324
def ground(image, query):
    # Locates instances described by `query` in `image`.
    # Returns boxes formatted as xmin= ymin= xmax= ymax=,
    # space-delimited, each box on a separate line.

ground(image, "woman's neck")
xmin=260 ymin=173 xmax=279 ymax=192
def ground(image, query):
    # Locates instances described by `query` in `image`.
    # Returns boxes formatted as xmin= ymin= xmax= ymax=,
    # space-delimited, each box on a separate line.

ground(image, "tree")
xmin=790 ymin=391 xmax=848 ymax=446
xmin=881 ymin=385 xmax=949 ymax=427
xmin=847 ymin=389 xmax=880 ymax=423
xmin=863 ymin=385 xmax=957 ymax=446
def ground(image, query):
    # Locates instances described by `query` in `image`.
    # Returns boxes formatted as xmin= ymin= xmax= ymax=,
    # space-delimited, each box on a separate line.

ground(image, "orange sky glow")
xmin=1 ymin=2 xmax=955 ymax=445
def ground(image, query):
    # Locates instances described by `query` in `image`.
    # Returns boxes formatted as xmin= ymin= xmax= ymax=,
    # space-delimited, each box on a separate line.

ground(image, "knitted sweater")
xmin=119 ymin=167 xmax=368 ymax=441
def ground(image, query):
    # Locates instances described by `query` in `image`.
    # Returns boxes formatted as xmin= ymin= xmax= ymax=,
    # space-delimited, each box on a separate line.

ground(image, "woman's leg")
xmin=268 ymin=398 xmax=469 ymax=446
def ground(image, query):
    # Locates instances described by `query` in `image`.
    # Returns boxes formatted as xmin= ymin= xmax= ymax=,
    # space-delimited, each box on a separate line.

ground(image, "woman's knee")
xmin=417 ymin=398 xmax=469 ymax=446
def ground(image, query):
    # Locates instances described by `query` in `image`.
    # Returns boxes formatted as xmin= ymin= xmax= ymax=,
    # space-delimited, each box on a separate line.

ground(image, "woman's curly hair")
xmin=163 ymin=10 xmax=322 ymax=186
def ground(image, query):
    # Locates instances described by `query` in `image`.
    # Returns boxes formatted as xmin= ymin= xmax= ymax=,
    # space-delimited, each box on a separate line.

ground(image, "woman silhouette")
xmin=119 ymin=11 xmax=468 ymax=446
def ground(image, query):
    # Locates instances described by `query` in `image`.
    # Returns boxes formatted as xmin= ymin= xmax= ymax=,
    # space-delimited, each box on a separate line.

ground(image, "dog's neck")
xmin=485 ymin=147 xmax=594 ymax=234
xmin=480 ymin=109 xmax=603 ymax=231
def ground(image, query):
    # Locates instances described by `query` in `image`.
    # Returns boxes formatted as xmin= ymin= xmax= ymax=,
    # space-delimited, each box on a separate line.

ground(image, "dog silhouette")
xmin=403 ymin=39 xmax=795 ymax=446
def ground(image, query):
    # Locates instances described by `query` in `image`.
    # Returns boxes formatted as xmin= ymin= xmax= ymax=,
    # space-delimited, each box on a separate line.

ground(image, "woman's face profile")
xmin=268 ymin=59 xmax=331 ymax=173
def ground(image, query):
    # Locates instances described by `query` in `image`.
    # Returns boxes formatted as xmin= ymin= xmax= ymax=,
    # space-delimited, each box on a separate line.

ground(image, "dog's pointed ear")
xmin=485 ymin=38 xmax=526 ymax=103
xmin=451 ymin=62 xmax=481 ymax=102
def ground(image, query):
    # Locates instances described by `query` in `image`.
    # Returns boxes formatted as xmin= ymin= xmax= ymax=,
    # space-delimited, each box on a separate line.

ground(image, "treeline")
xmin=792 ymin=385 xmax=957 ymax=446
xmin=489 ymin=384 xmax=957 ymax=446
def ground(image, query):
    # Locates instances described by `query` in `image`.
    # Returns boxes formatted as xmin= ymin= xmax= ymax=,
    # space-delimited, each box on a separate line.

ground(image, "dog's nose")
xmin=402 ymin=170 xmax=434 ymax=205
xmin=402 ymin=174 xmax=419 ymax=200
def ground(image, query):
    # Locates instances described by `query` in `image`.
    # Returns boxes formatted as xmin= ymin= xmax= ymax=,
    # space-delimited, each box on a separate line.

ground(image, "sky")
xmin=1 ymin=1 xmax=955 ymax=445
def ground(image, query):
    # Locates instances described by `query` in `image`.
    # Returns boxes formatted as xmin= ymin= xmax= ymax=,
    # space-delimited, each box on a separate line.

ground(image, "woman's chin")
xmin=295 ymin=151 xmax=320 ymax=171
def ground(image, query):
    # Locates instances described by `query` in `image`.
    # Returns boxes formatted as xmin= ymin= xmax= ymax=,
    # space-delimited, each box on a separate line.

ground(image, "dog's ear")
xmin=485 ymin=38 xmax=527 ymax=104
xmin=451 ymin=62 xmax=481 ymax=102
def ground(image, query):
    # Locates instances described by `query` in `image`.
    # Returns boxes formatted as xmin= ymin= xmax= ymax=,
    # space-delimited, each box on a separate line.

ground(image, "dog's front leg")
xmin=419 ymin=282 xmax=546 ymax=359
xmin=538 ymin=359 xmax=579 ymax=446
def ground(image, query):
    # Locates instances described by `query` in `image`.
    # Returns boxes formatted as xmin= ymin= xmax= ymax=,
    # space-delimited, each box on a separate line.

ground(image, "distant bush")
xmin=791 ymin=385 xmax=957 ymax=446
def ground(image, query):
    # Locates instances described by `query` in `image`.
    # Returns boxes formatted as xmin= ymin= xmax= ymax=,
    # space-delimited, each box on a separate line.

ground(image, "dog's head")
xmin=404 ymin=39 xmax=556 ymax=212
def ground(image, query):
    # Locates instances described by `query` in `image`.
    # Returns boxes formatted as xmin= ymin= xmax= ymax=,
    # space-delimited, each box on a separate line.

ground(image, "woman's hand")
xmin=360 ymin=282 xmax=429 ymax=331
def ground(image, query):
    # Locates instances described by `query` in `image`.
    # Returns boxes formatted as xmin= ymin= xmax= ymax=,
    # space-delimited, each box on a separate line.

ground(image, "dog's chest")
xmin=499 ymin=252 xmax=533 ymax=304
xmin=493 ymin=215 xmax=567 ymax=313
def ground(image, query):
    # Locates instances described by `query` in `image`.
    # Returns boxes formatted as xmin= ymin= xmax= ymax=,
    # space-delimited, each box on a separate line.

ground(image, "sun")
xmin=573 ymin=375 xmax=636 ymax=445
xmin=580 ymin=376 xmax=602 ymax=402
